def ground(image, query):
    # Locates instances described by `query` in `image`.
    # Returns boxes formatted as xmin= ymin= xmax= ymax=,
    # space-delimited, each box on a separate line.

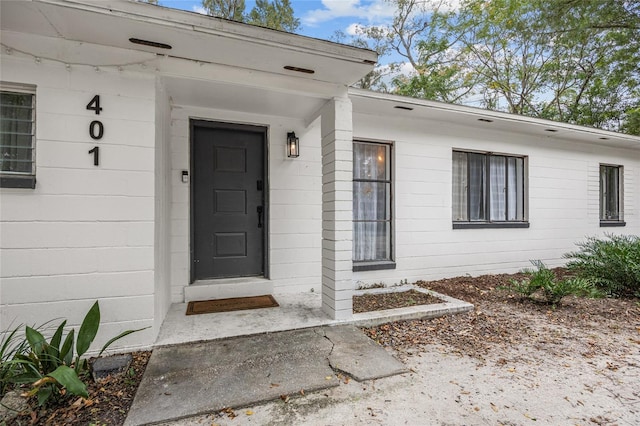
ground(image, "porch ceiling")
xmin=0 ymin=0 xmax=376 ymax=87
xmin=350 ymin=89 xmax=640 ymax=150
xmin=164 ymin=76 xmax=326 ymax=120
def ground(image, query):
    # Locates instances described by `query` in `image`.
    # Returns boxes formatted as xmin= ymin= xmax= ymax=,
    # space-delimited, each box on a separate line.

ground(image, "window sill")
xmin=600 ymin=221 xmax=625 ymax=227
xmin=453 ymin=221 xmax=530 ymax=229
xmin=1 ymin=175 xmax=36 ymax=189
xmin=353 ymin=261 xmax=396 ymax=272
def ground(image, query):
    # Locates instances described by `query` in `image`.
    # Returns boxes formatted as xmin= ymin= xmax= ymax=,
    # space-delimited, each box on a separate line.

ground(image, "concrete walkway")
xmin=124 ymin=325 xmax=407 ymax=426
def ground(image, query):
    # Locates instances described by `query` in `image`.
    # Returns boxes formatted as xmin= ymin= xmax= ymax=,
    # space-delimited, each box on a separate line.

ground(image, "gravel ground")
xmin=168 ymin=270 xmax=640 ymax=426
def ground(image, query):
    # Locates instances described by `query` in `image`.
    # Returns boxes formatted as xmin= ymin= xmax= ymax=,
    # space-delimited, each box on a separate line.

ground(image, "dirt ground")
xmin=11 ymin=270 xmax=640 ymax=425
xmin=169 ymin=271 xmax=640 ymax=426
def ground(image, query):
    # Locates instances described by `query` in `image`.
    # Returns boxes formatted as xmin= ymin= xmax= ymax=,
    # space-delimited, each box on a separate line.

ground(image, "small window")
xmin=1 ymin=83 xmax=36 ymax=188
xmin=600 ymin=164 xmax=624 ymax=226
xmin=453 ymin=150 xmax=528 ymax=228
xmin=353 ymin=141 xmax=394 ymax=267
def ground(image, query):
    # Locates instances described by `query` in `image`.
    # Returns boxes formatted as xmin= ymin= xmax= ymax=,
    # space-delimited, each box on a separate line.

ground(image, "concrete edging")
xmin=350 ymin=285 xmax=474 ymax=327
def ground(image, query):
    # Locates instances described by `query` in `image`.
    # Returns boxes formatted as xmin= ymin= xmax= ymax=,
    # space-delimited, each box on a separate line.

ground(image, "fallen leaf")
xmin=325 ymin=376 xmax=333 ymax=380
xmin=245 ymin=410 xmax=254 ymax=416
xmin=490 ymin=402 xmax=498 ymax=412
xmin=221 ymin=407 xmax=237 ymax=419
xmin=270 ymin=383 xmax=280 ymax=388
xmin=280 ymin=394 xmax=290 ymax=403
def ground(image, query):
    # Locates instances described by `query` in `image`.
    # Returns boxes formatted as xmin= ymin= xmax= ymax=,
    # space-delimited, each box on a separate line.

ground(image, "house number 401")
xmin=87 ymin=95 xmax=103 ymax=166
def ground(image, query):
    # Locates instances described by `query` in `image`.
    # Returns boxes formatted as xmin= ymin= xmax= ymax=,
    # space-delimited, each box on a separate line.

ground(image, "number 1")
xmin=88 ymin=146 xmax=100 ymax=166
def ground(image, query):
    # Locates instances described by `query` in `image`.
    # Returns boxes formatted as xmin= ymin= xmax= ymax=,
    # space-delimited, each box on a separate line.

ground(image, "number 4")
xmin=86 ymin=95 xmax=102 ymax=115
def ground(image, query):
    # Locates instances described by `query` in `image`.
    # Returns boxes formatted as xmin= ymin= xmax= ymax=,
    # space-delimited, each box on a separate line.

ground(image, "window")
xmin=600 ymin=164 xmax=624 ymax=226
xmin=453 ymin=150 xmax=527 ymax=228
xmin=1 ymin=84 xmax=36 ymax=188
xmin=353 ymin=141 xmax=394 ymax=269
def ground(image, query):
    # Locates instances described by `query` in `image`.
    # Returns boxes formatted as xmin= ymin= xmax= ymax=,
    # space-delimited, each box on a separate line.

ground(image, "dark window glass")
xmin=600 ymin=165 xmax=622 ymax=221
xmin=1 ymin=91 xmax=35 ymax=175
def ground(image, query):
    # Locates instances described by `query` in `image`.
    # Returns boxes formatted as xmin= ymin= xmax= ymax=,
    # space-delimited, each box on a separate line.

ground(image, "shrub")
xmin=564 ymin=234 xmax=640 ymax=297
xmin=1 ymin=301 xmax=145 ymax=406
xmin=500 ymin=260 xmax=600 ymax=305
xmin=1 ymin=323 xmax=29 ymax=396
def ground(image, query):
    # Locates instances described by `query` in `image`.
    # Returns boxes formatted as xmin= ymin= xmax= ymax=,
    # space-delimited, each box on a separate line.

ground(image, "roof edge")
xmin=349 ymin=87 xmax=640 ymax=143
xmin=39 ymin=0 xmax=378 ymax=65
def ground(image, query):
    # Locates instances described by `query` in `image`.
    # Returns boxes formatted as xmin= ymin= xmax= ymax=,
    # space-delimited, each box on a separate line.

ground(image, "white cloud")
xmin=345 ymin=23 xmax=365 ymax=36
xmin=345 ymin=22 xmax=391 ymax=39
xmin=397 ymin=61 xmax=415 ymax=75
xmin=303 ymin=0 xmax=395 ymax=27
xmin=192 ymin=5 xmax=207 ymax=15
xmin=424 ymin=0 xmax=463 ymax=13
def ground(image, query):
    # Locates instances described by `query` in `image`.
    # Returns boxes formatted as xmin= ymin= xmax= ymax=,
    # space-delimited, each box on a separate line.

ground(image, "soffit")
xmin=163 ymin=76 xmax=327 ymax=120
xmin=0 ymin=0 xmax=377 ymax=87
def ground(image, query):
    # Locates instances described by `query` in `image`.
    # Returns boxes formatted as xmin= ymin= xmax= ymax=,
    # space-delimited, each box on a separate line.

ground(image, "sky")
xmin=159 ymin=0 xmax=396 ymax=41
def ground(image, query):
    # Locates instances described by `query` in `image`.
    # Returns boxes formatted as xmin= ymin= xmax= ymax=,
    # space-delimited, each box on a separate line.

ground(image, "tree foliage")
xmin=201 ymin=0 xmax=299 ymax=32
xmin=202 ymin=0 xmax=246 ymax=21
xmin=247 ymin=0 xmax=300 ymax=32
xmin=347 ymin=0 xmax=640 ymax=134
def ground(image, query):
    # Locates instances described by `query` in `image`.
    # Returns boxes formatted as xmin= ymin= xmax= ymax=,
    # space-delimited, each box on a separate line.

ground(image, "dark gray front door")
xmin=192 ymin=122 xmax=265 ymax=280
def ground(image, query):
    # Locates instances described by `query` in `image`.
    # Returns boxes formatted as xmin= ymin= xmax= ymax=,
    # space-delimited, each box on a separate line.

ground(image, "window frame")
xmin=599 ymin=163 xmax=625 ymax=227
xmin=352 ymin=139 xmax=395 ymax=271
xmin=452 ymin=149 xmax=529 ymax=229
xmin=0 ymin=82 xmax=36 ymax=189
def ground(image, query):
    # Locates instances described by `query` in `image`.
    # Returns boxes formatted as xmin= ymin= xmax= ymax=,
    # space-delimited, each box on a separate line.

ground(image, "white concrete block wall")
xmin=352 ymin=113 xmax=640 ymax=287
xmin=320 ymin=98 xmax=354 ymax=319
xmin=169 ymin=105 xmax=322 ymax=302
xmin=153 ymin=79 xmax=172 ymax=332
xmin=0 ymin=55 xmax=157 ymax=351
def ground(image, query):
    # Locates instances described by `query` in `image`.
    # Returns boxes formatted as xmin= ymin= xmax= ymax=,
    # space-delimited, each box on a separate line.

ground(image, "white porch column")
xmin=320 ymin=97 xmax=354 ymax=320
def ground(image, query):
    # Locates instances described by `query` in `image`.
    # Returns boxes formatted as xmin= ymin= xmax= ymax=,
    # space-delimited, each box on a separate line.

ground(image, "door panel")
xmin=192 ymin=124 xmax=265 ymax=280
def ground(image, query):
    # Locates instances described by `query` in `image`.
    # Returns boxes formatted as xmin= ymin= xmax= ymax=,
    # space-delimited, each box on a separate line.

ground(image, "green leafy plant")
xmin=1 ymin=323 xmax=30 ymax=396
xmin=5 ymin=301 xmax=145 ymax=406
xmin=564 ymin=234 xmax=640 ymax=297
xmin=500 ymin=260 xmax=600 ymax=305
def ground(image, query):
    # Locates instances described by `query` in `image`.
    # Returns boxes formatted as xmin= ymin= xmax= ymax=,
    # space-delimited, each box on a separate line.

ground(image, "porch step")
xmin=184 ymin=277 xmax=273 ymax=302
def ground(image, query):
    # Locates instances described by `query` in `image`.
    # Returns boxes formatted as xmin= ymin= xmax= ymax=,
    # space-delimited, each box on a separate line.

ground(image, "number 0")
xmin=86 ymin=95 xmax=102 ymax=115
xmin=89 ymin=120 xmax=104 ymax=140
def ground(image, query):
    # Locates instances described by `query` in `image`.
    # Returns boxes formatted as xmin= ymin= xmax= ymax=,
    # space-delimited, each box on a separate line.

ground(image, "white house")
xmin=1 ymin=0 xmax=638 ymax=352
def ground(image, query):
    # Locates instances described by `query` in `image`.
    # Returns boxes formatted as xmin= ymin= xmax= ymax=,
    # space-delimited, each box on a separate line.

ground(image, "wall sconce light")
xmin=287 ymin=132 xmax=299 ymax=158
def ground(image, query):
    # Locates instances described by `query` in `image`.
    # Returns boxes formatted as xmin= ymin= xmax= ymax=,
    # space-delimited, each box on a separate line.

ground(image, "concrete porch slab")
xmin=155 ymin=288 xmax=473 ymax=347
xmin=125 ymin=325 xmax=407 ymax=426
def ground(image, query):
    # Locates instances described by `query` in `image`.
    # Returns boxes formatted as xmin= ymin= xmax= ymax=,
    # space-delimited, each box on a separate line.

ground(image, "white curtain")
xmin=507 ymin=157 xmax=524 ymax=220
xmin=353 ymin=143 xmax=389 ymax=261
xmin=469 ymin=153 xmax=485 ymax=221
xmin=490 ymin=156 xmax=506 ymax=220
xmin=452 ymin=152 xmax=468 ymax=221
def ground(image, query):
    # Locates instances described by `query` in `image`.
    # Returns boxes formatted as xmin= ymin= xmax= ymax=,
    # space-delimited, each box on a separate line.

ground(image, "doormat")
xmin=186 ymin=295 xmax=279 ymax=315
